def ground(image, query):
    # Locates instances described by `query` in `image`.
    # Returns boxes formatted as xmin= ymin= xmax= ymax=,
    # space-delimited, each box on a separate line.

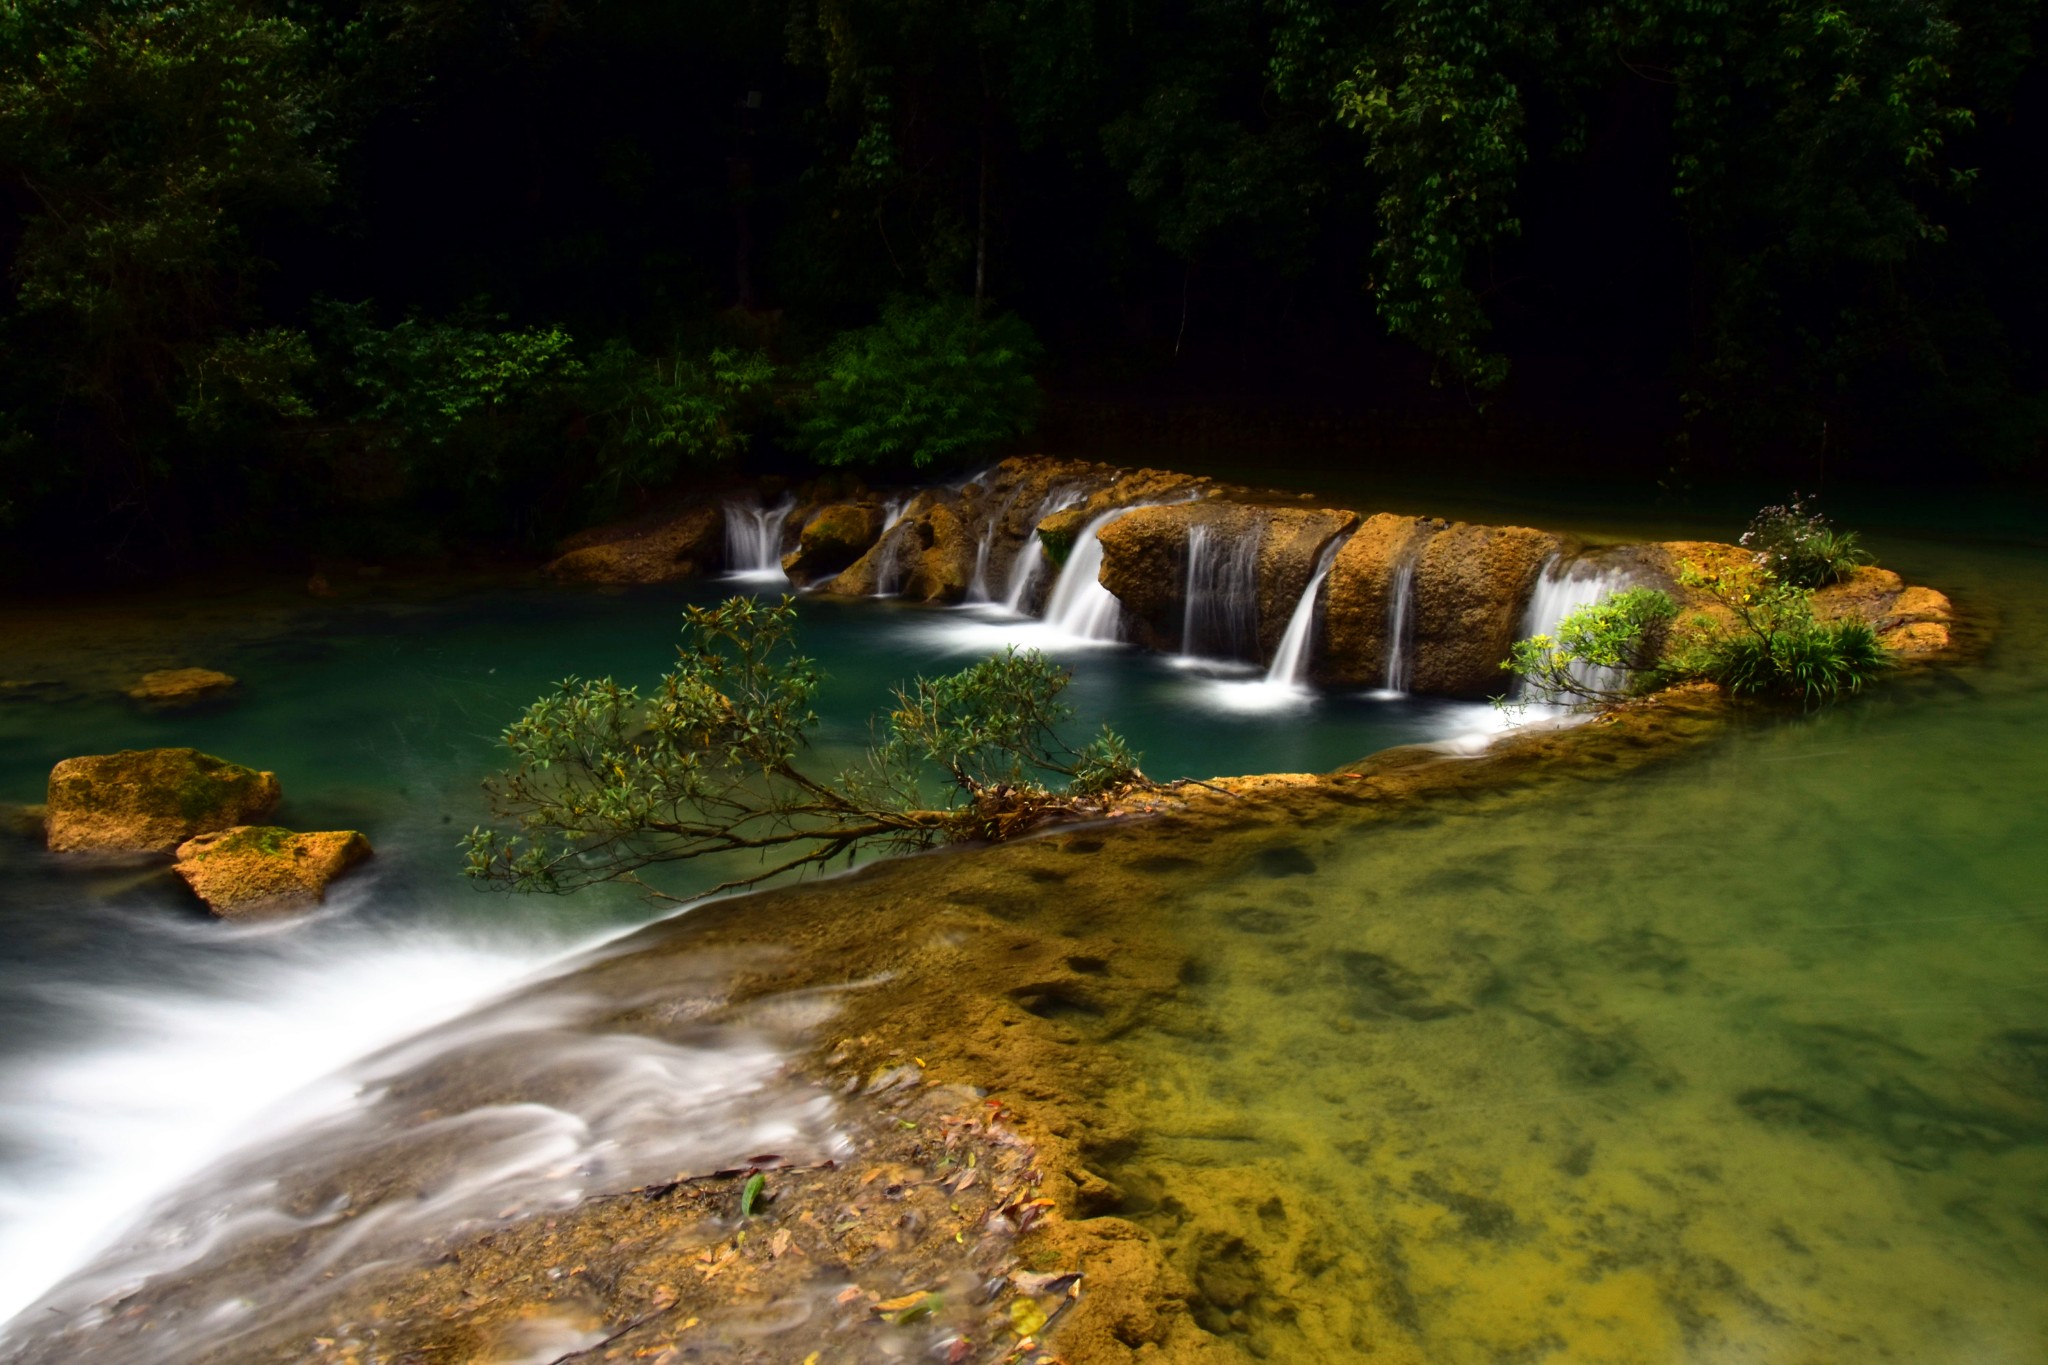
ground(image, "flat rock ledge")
xmin=45 ymin=748 xmax=282 ymax=856
xmin=172 ymin=825 xmax=373 ymax=918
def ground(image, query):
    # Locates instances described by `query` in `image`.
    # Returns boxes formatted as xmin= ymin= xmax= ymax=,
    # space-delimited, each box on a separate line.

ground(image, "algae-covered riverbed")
xmin=0 ymin=513 xmax=2043 ymax=1363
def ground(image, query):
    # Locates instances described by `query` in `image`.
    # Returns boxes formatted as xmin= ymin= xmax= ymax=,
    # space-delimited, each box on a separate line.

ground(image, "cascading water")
xmin=1379 ymin=539 xmax=1428 ymax=696
xmin=1262 ymin=535 xmax=1347 ymax=689
xmin=1513 ymin=554 xmax=1638 ymax=701
xmin=868 ymin=495 xmax=915 ymax=597
xmin=1039 ymin=507 xmax=1141 ymax=642
xmin=1179 ymin=524 xmax=1262 ymax=662
xmin=721 ymin=495 xmax=796 ymax=582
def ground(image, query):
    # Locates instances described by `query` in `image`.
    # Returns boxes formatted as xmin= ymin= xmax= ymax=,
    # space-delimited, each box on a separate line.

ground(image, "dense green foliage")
xmin=2 ymin=0 xmax=2043 ymax=571
xmin=462 ymin=597 xmax=1147 ymax=896
xmin=796 ymin=296 xmax=1041 ymax=470
xmin=1670 ymin=562 xmax=1893 ymax=702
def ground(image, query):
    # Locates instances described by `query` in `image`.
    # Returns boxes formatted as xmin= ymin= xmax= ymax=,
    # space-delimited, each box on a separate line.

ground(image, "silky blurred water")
xmin=0 ymin=577 xmax=1494 ymax=1341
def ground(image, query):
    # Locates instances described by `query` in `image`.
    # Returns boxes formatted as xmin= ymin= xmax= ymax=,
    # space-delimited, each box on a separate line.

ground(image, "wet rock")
xmin=1095 ymin=502 xmax=1358 ymax=655
xmin=45 ymin=748 xmax=282 ymax=855
xmin=125 ymin=667 xmax=237 ymax=707
xmin=780 ymin=501 xmax=886 ymax=585
xmin=548 ymin=502 xmax=724 ymax=584
xmin=1321 ymin=513 xmax=1439 ymax=686
xmin=172 ymin=825 xmax=373 ymax=918
xmin=1407 ymin=521 xmax=1564 ymax=697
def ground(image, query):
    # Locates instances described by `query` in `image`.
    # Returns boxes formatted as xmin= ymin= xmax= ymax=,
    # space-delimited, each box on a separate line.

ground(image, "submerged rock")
xmin=125 ymin=667 xmax=237 ymax=707
xmin=172 ymin=825 xmax=372 ymax=918
xmin=45 ymin=748 xmax=283 ymax=856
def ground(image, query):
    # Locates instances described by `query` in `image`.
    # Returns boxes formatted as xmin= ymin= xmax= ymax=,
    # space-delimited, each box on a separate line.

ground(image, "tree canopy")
xmin=2 ymin=0 xmax=2042 ymax=571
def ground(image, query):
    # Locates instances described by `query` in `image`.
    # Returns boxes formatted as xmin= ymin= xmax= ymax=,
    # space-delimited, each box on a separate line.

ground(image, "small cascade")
xmin=1040 ymin=507 xmax=1140 ymax=641
xmin=868 ymin=496 xmax=916 ymax=597
xmin=721 ymin=495 xmax=795 ymax=581
xmin=1179 ymin=524 xmax=1262 ymax=661
xmin=1513 ymin=555 xmax=1638 ymax=701
xmin=1002 ymin=536 xmax=1049 ymax=613
xmin=1381 ymin=547 xmax=1423 ymax=694
xmin=1262 ymin=536 xmax=1347 ymax=688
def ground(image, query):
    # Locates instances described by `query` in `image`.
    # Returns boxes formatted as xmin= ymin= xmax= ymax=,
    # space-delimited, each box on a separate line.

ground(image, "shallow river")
xmin=0 ymin=496 xmax=2043 ymax=1362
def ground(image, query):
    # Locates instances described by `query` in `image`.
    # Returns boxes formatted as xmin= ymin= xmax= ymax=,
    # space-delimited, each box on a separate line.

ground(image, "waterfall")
xmin=1262 ymin=536 xmax=1346 ymax=688
xmin=1179 ymin=524 xmax=1262 ymax=661
xmin=720 ymin=495 xmax=795 ymax=581
xmin=1513 ymin=555 xmax=1637 ymax=701
xmin=1381 ymin=546 xmax=1424 ymax=695
xmin=1040 ymin=507 xmax=1138 ymax=641
xmin=868 ymin=496 xmax=915 ymax=597
xmin=1002 ymin=537 xmax=1049 ymax=613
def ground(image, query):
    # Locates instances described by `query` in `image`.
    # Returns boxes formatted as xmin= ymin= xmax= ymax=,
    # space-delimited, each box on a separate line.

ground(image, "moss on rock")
xmin=45 ymin=748 xmax=283 ymax=855
xmin=172 ymin=825 xmax=372 ymax=918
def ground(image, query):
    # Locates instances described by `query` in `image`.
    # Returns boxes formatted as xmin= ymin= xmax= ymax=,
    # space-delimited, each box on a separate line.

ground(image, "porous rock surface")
xmin=1095 ymin=502 xmax=1359 ymax=654
xmin=1321 ymin=513 xmax=1441 ymax=687
xmin=172 ymin=825 xmax=373 ymax=918
xmin=1405 ymin=522 xmax=1565 ymax=696
xmin=45 ymin=748 xmax=282 ymax=855
xmin=125 ymin=667 xmax=237 ymax=706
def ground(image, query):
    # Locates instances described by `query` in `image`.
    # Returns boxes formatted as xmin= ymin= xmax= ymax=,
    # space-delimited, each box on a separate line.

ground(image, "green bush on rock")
xmin=463 ymin=596 xmax=1146 ymax=898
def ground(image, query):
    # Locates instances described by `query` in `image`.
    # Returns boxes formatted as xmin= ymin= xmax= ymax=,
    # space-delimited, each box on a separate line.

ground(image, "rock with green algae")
xmin=44 ymin=748 xmax=282 ymax=855
xmin=125 ymin=667 xmax=238 ymax=707
xmin=172 ymin=824 xmax=372 ymax=918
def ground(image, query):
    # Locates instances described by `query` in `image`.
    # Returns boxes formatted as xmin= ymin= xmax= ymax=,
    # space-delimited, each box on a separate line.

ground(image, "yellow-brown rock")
xmin=1320 ymin=513 xmax=1441 ymax=686
xmin=1095 ymin=502 xmax=1359 ymax=654
xmin=547 ymin=503 xmax=723 ymax=584
xmin=45 ymin=749 xmax=283 ymax=856
xmin=172 ymin=825 xmax=373 ymax=918
xmin=125 ymin=667 xmax=237 ymax=707
xmin=780 ymin=502 xmax=885 ymax=585
xmin=1407 ymin=522 xmax=1565 ymax=696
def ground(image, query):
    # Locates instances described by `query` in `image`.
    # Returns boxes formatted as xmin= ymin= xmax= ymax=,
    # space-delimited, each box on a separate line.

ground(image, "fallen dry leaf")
xmin=875 ymin=1290 xmax=930 ymax=1314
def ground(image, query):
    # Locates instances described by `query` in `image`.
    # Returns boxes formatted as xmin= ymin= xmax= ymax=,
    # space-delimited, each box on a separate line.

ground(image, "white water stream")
xmin=1179 ymin=523 xmax=1262 ymax=662
xmin=0 ymin=899 xmax=844 ymax=1364
xmin=721 ymin=494 xmax=796 ymax=582
xmin=1513 ymin=554 xmax=1638 ymax=701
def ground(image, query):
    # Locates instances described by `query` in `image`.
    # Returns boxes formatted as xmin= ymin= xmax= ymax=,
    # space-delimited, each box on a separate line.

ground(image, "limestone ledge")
xmin=544 ymin=456 xmax=1960 ymax=699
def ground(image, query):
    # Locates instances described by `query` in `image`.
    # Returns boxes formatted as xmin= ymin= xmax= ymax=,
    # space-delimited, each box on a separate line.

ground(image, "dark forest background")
xmin=3 ymin=0 xmax=2044 ymax=578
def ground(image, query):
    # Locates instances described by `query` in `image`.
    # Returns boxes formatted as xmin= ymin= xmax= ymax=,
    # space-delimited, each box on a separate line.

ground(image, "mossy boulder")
xmin=45 ymin=748 xmax=283 ymax=855
xmin=125 ymin=667 xmax=238 ymax=707
xmin=781 ymin=502 xmax=885 ymax=585
xmin=172 ymin=825 xmax=373 ymax=918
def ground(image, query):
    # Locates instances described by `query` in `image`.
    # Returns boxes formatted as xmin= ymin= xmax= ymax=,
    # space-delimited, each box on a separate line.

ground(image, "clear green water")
xmin=1 ymin=516 xmax=2043 ymax=1363
xmin=1092 ymin=532 xmax=2048 ymax=1362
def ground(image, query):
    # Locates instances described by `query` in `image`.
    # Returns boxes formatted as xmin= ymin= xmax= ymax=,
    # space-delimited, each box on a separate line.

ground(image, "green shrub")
xmin=1671 ymin=562 xmax=1891 ymax=703
xmin=796 ymin=295 xmax=1042 ymax=470
xmin=1502 ymin=587 xmax=1678 ymax=706
xmin=1740 ymin=495 xmax=1872 ymax=588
